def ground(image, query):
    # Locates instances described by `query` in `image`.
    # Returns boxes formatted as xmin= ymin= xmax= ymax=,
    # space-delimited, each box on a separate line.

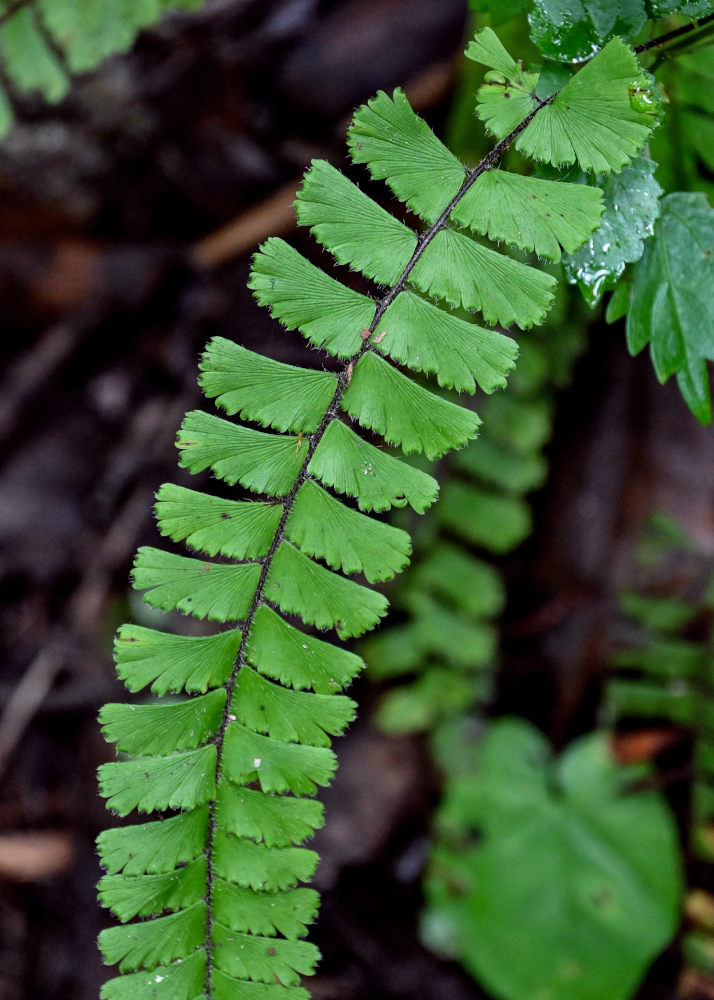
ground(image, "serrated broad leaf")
xmin=295 ymin=160 xmax=417 ymax=285
xmin=517 ymin=39 xmax=660 ymax=173
xmin=308 ymin=419 xmax=439 ymax=513
xmin=453 ymin=170 xmax=604 ymax=262
xmin=213 ymin=833 xmax=318 ymax=892
xmin=347 ymin=87 xmax=466 ymax=225
xmin=249 ymin=238 xmax=375 ymax=357
xmin=98 ymin=855 xmax=207 ymax=922
xmin=114 ymin=626 xmax=241 ymax=695
xmin=423 ymin=720 xmax=682 ymax=1000
xmin=377 ymin=290 xmax=518 ymax=394
xmin=211 ymin=923 xmax=319 ymax=985
xmin=627 ymin=192 xmax=714 ymax=424
xmin=99 ymin=901 xmax=205 ymax=971
xmin=247 ymin=605 xmax=363 ymax=694
xmin=285 ymin=479 xmax=411 ymax=582
xmin=155 ymin=484 xmax=283 ymax=560
xmin=232 ymin=667 xmax=355 ymax=747
xmin=215 ymin=782 xmax=323 ymax=846
xmin=564 ymin=157 xmax=662 ymax=305
xmin=199 ymin=336 xmax=337 ymax=434
xmin=177 ymin=410 xmax=307 ymax=497
xmin=410 ymin=228 xmax=556 ymax=328
xmin=97 ymin=808 xmax=209 ymax=876
xmin=341 ymin=351 xmax=481 ymax=459
xmin=264 ymin=541 xmax=388 ymax=639
xmin=132 ymin=547 xmax=260 ymax=622
xmin=223 ymin=723 xmax=336 ymax=795
xmin=529 ymin=0 xmax=647 ymax=63
xmin=100 ymin=948 xmax=205 ymax=1000
xmin=213 ymin=881 xmax=319 ymax=940
xmin=98 ymin=743 xmax=216 ymax=816
xmin=99 ymin=688 xmax=226 ymax=755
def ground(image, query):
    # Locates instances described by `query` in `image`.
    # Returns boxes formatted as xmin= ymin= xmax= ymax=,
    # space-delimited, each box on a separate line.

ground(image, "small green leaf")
xmin=213 ymin=881 xmax=319 ymax=940
xmin=99 ymin=901 xmax=205 ymax=971
xmin=97 ymin=808 xmax=209 ymax=876
xmin=101 ymin=950 xmax=206 ymax=1000
xmin=98 ymin=855 xmax=207 ymax=922
xmin=114 ymin=626 xmax=241 ymax=695
xmin=213 ymin=833 xmax=318 ymax=892
xmin=341 ymin=351 xmax=481 ymax=460
xmin=222 ymin=723 xmax=336 ymax=796
xmin=211 ymin=922 xmax=319 ymax=985
xmin=98 ymin=744 xmax=216 ymax=816
xmin=215 ymin=782 xmax=323 ymax=846
xmin=99 ymin=689 xmax=226 ymax=755
xmin=437 ymin=481 xmax=533 ymax=553
xmin=529 ymin=0 xmax=647 ymax=64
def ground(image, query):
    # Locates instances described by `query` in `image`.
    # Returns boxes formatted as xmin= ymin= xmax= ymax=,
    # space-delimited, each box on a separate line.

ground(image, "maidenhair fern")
xmin=96 ymin=28 xmax=659 ymax=999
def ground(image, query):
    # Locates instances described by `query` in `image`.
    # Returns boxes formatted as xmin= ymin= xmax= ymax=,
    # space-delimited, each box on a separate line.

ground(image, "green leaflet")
xmin=438 ymin=480 xmax=533 ymax=554
xmin=247 ymin=604 xmax=364 ymax=693
xmin=408 ymin=544 xmax=506 ymax=618
xmin=410 ymin=227 xmax=556 ymax=328
xmin=627 ymin=192 xmax=714 ymax=424
xmin=285 ymin=479 xmax=412 ymax=582
xmin=223 ymin=723 xmax=336 ymax=796
xmin=99 ymin=855 xmax=207 ymax=922
xmin=177 ymin=410 xmax=308 ymax=497
xmin=249 ymin=238 xmax=375 ymax=357
xmin=132 ymin=546 xmax=261 ymax=621
xmin=98 ymin=744 xmax=216 ymax=815
xmin=232 ymin=667 xmax=356 ymax=747
xmin=97 ymin=808 xmax=209 ymax=875
xmin=453 ymin=170 xmax=605 ymax=262
xmin=341 ymin=351 xmax=482 ymax=459
xmin=264 ymin=541 xmax=389 ymax=639
xmin=99 ymin=688 xmax=226 ymax=755
xmin=348 ymin=87 xmax=467 ymax=225
xmin=213 ymin=833 xmax=318 ymax=891
xmin=308 ymin=419 xmax=439 ymax=514
xmin=211 ymin=924 xmax=318 ymax=985
xmin=101 ymin=949 xmax=206 ymax=1000
xmin=114 ymin=626 xmax=241 ymax=694
xmin=377 ymin=290 xmax=518 ymax=394
xmin=212 ymin=881 xmax=319 ymax=940
xmin=295 ymin=159 xmax=417 ymax=285
xmin=215 ymin=782 xmax=324 ymax=846
xmin=155 ymin=484 xmax=283 ymax=560
xmin=99 ymin=901 xmax=205 ymax=971
xmin=199 ymin=336 xmax=337 ymax=434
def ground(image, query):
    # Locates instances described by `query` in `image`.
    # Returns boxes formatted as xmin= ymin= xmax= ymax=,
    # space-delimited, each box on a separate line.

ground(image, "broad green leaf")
xmin=100 ymin=949 xmax=205 ymax=1000
xmin=222 ymin=723 xmax=336 ymax=796
xmin=564 ymin=157 xmax=662 ymax=306
xmin=176 ymin=410 xmax=308 ymax=497
xmin=410 ymin=228 xmax=556 ymax=328
xmin=628 ymin=193 xmax=714 ymax=424
xmin=529 ymin=0 xmax=647 ymax=63
xmin=213 ymin=881 xmax=319 ymax=940
xmin=131 ymin=547 xmax=261 ymax=621
xmin=97 ymin=808 xmax=209 ymax=876
xmin=98 ymin=855 xmax=207 ymax=922
xmin=249 ymin=238 xmax=375 ymax=358
xmin=199 ymin=336 xmax=337 ymax=434
xmin=517 ymin=39 xmax=660 ymax=174
xmin=247 ymin=605 xmax=363 ymax=694
xmin=341 ymin=351 xmax=481 ymax=459
xmin=213 ymin=833 xmax=318 ymax=891
xmin=348 ymin=87 xmax=466 ymax=225
xmin=99 ymin=688 xmax=226 ymax=755
xmin=308 ymin=419 xmax=439 ymax=513
xmin=0 ymin=6 xmax=67 ymax=100
xmin=98 ymin=743 xmax=216 ymax=816
xmin=377 ymin=290 xmax=518 ymax=394
xmin=423 ymin=720 xmax=683 ymax=1000
xmin=211 ymin=923 xmax=319 ymax=984
xmin=264 ymin=541 xmax=389 ymax=639
xmin=99 ymin=901 xmax=205 ymax=971
xmin=437 ymin=481 xmax=533 ymax=553
xmin=295 ymin=159 xmax=417 ymax=285
xmin=232 ymin=666 xmax=355 ymax=747
xmin=215 ymin=781 xmax=323 ymax=846
xmin=114 ymin=626 xmax=241 ymax=695
xmin=453 ymin=170 xmax=604 ymax=262
xmin=285 ymin=479 xmax=412 ymax=583
xmin=155 ymin=484 xmax=282 ymax=560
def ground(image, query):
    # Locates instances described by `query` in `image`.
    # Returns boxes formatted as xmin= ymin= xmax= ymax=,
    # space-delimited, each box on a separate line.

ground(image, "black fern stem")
xmin=201 ymin=92 xmax=553 ymax=994
xmin=635 ymin=10 xmax=714 ymax=54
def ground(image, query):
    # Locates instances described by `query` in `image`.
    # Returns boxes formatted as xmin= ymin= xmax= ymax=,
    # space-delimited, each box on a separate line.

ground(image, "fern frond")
xmin=98 ymin=28 xmax=659 ymax=1000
